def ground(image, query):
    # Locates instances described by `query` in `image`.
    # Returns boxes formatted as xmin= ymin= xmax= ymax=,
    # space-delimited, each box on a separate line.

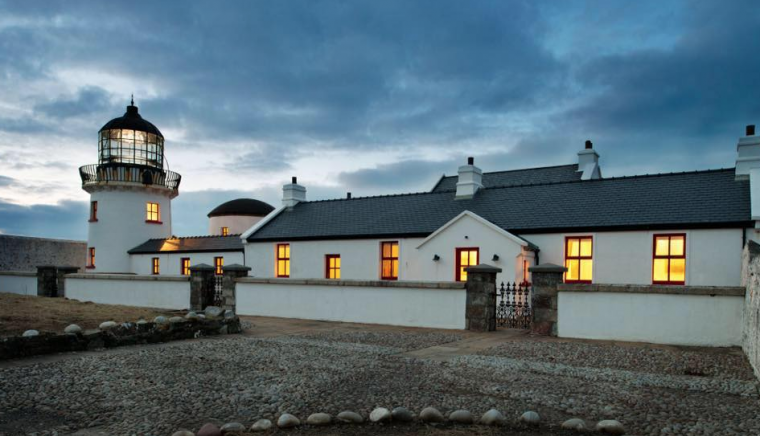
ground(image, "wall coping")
xmin=0 ymin=271 xmax=37 ymax=277
xmin=558 ymin=283 xmax=745 ymax=297
xmin=236 ymin=277 xmax=466 ymax=290
xmin=66 ymin=274 xmax=190 ymax=282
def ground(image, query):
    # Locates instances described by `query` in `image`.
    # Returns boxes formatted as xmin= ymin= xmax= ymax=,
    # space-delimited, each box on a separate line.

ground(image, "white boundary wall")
xmin=237 ymin=278 xmax=466 ymax=329
xmin=558 ymin=285 xmax=745 ymax=346
xmin=66 ymin=274 xmax=190 ymax=310
xmin=0 ymin=272 xmax=37 ymax=295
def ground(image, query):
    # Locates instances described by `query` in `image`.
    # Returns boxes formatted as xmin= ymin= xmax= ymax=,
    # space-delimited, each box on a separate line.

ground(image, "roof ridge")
xmin=303 ymin=189 xmax=454 ymax=204
xmin=438 ymin=163 xmax=578 ymax=180
xmin=143 ymin=234 xmax=242 ymax=242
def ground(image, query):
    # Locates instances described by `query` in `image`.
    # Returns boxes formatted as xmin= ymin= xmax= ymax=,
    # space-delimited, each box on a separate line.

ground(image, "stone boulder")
xmin=169 ymin=316 xmax=185 ymax=324
xmin=171 ymin=431 xmax=195 ymax=436
xmin=480 ymin=409 xmax=506 ymax=426
xmin=64 ymin=324 xmax=82 ymax=334
xmin=449 ymin=410 xmax=473 ymax=424
xmin=561 ymin=418 xmax=587 ymax=431
xmin=391 ymin=407 xmax=415 ymax=422
xmin=369 ymin=407 xmax=392 ymax=423
xmin=197 ymin=423 xmax=221 ymax=436
xmin=220 ymin=422 xmax=245 ymax=434
xmin=419 ymin=407 xmax=444 ymax=423
xmin=22 ymin=330 xmax=39 ymax=337
xmin=250 ymin=419 xmax=272 ymax=431
xmin=98 ymin=321 xmax=117 ymax=330
xmin=153 ymin=316 xmax=168 ymax=324
xmin=277 ymin=413 xmax=300 ymax=428
xmin=596 ymin=420 xmax=626 ymax=435
xmin=336 ymin=411 xmax=363 ymax=423
xmin=205 ymin=306 xmax=224 ymax=318
xmin=306 ymin=413 xmax=331 ymax=426
xmin=519 ymin=411 xmax=540 ymax=425
xmin=185 ymin=312 xmax=199 ymax=320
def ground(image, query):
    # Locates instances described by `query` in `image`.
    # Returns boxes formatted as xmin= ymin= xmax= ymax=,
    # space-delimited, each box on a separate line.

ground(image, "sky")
xmin=0 ymin=0 xmax=758 ymax=240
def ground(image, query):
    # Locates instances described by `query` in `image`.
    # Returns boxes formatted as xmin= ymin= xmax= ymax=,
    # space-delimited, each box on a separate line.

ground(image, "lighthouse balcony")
xmin=79 ymin=163 xmax=181 ymax=191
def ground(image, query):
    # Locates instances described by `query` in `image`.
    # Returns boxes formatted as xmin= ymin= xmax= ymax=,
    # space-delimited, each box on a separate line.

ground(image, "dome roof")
xmin=99 ymin=103 xmax=163 ymax=138
xmin=208 ymin=198 xmax=275 ymax=218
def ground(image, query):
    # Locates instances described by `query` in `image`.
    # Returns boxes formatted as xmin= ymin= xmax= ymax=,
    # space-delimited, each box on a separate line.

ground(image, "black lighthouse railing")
xmin=79 ymin=164 xmax=181 ymax=191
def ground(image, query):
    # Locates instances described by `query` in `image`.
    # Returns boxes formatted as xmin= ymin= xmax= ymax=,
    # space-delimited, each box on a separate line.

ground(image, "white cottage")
xmin=243 ymin=128 xmax=760 ymax=287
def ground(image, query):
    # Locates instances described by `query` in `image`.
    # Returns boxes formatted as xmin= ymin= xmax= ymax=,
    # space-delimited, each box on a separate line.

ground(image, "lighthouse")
xmin=79 ymin=99 xmax=181 ymax=273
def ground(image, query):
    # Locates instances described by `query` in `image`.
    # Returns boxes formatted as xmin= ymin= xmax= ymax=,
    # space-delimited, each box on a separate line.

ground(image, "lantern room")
xmin=98 ymin=99 xmax=164 ymax=169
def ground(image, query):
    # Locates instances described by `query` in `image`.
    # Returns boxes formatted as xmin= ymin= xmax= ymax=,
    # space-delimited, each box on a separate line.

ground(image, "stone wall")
xmin=741 ymin=240 xmax=760 ymax=380
xmin=0 ymin=234 xmax=86 ymax=272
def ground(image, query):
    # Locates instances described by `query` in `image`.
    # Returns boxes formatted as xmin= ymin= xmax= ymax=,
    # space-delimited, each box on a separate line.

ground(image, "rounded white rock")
xmin=480 ymin=409 xmax=507 ymax=426
xmin=22 ymin=330 xmax=39 ymax=337
xmin=520 ymin=411 xmax=540 ymax=425
xmin=596 ymin=420 xmax=626 ymax=435
xmin=64 ymin=324 xmax=82 ymax=334
xmin=277 ymin=413 xmax=300 ymax=428
xmin=250 ymin=419 xmax=272 ymax=431
xmin=336 ymin=411 xmax=363 ymax=423
xmin=98 ymin=321 xmax=117 ymax=330
xmin=561 ymin=418 xmax=587 ymax=431
xmin=448 ymin=410 xmax=474 ymax=424
xmin=419 ymin=407 xmax=444 ymax=423
xmin=306 ymin=413 xmax=331 ymax=426
xmin=369 ymin=407 xmax=392 ymax=423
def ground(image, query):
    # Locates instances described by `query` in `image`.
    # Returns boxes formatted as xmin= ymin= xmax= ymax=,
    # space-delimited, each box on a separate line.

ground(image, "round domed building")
xmin=208 ymin=198 xmax=275 ymax=236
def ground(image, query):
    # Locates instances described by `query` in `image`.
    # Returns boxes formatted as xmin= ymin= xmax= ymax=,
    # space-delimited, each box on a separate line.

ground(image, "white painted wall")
xmin=0 ymin=272 xmax=37 ymax=295
xmin=522 ymin=229 xmax=743 ymax=286
xmin=558 ymin=291 xmax=744 ymax=346
xmin=208 ymin=215 xmax=263 ymax=236
xmin=236 ymin=279 xmax=466 ymax=329
xmin=245 ymin=214 xmax=531 ymax=284
xmin=130 ymin=252 xmax=245 ymax=275
xmin=66 ymin=274 xmax=190 ymax=309
xmin=88 ymin=187 xmax=173 ymax=273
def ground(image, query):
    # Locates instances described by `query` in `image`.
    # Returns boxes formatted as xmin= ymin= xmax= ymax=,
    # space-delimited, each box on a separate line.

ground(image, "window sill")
xmin=88 ymin=219 xmax=98 ymax=223
xmin=145 ymin=220 xmax=163 ymax=224
xmin=85 ymin=265 xmax=96 ymax=270
xmin=565 ymin=280 xmax=592 ymax=284
xmin=381 ymin=277 xmax=399 ymax=281
xmin=276 ymin=276 xmax=290 ymax=279
xmin=652 ymin=282 xmax=685 ymax=286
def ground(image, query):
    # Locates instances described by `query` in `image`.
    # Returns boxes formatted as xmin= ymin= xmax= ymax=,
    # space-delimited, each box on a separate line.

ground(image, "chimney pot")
xmin=347 ymin=192 xmax=352 ymax=199
xmin=291 ymin=176 xmax=297 ymax=184
xmin=585 ymin=140 xmax=593 ymax=149
xmin=467 ymin=157 xmax=474 ymax=165
xmin=747 ymin=125 xmax=756 ymax=136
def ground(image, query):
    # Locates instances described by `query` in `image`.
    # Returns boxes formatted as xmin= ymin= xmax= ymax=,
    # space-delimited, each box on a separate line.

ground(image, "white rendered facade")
xmin=208 ymin=215 xmax=263 ymax=236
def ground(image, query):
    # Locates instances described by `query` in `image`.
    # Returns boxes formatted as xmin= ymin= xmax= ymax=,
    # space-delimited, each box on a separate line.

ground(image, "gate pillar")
xmin=189 ymin=263 xmax=215 ymax=311
xmin=221 ymin=264 xmax=250 ymax=312
xmin=528 ymin=263 xmax=566 ymax=336
xmin=464 ymin=264 xmax=501 ymax=332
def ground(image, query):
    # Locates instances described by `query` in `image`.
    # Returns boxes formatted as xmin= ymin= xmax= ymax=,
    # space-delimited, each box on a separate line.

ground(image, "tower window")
xmin=181 ymin=258 xmax=190 ymax=276
xmin=214 ymin=256 xmax=224 ymax=275
xmin=89 ymin=201 xmax=98 ymax=222
xmin=325 ymin=255 xmax=341 ymax=279
xmin=152 ymin=257 xmax=160 ymax=275
xmin=87 ymin=247 xmax=95 ymax=269
xmin=276 ymin=244 xmax=290 ymax=278
xmin=146 ymin=202 xmax=160 ymax=223
xmin=221 ymin=226 xmax=229 ymax=236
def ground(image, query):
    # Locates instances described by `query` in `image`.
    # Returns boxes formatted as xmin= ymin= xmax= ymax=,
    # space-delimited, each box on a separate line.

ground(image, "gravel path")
xmin=0 ymin=333 xmax=757 ymax=436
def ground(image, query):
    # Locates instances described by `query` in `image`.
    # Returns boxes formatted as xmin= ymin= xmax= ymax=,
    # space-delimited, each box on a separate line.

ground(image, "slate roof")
xmin=128 ymin=235 xmax=243 ymax=254
xmin=247 ymin=168 xmax=751 ymax=242
xmin=431 ymin=164 xmax=582 ymax=192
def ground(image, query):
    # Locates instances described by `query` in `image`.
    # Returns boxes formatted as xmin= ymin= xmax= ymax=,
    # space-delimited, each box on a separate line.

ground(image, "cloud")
xmin=0 ymin=199 xmax=87 ymax=239
xmin=0 ymin=175 xmax=15 ymax=187
xmin=34 ymin=86 xmax=113 ymax=119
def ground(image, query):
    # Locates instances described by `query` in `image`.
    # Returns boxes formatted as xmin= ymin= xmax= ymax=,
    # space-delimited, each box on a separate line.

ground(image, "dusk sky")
xmin=0 ymin=0 xmax=758 ymax=240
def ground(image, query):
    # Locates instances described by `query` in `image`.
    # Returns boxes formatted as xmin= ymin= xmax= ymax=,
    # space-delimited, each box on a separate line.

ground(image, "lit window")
xmin=276 ymin=244 xmax=290 ymax=278
xmin=325 ymin=254 xmax=341 ymax=279
xmin=653 ymin=234 xmax=686 ymax=284
xmin=146 ymin=202 xmax=160 ymax=222
xmin=565 ymin=236 xmax=593 ymax=283
xmin=87 ymin=247 xmax=95 ymax=268
xmin=523 ymin=259 xmax=530 ymax=284
xmin=181 ymin=258 xmax=190 ymax=276
xmin=455 ymin=248 xmax=479 ymax=282
xmin=380 ymin=241 xmax=399 ymax=280
xmin=221 ymin=227 xmax=229 ymax=236
xmin=214 ymin=256 xmax=224 ymax=275
xmin=89 ymin=201 xmax=98 ymax=222
xmin=152 ymin=257 xmax=160 ymax=275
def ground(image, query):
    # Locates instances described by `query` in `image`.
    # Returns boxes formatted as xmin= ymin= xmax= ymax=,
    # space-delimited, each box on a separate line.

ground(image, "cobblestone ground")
xmin=0 ymin=332 xmax=757 ymax=436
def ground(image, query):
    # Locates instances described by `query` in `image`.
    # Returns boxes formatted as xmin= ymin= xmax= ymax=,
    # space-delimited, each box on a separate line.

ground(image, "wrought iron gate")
xmin=213 ymin=275 xmax=224 ymax=307
xmin=496 ymin=282 xmax=532 ymax=329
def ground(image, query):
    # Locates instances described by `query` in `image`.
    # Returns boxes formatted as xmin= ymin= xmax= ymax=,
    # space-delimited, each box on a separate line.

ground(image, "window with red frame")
xmin=89 ymin=201 xmax=98 ymax=222
xmin=325 ymin=254 xmax=341 ymax=279
xmin=214 ymin=256 xmax=224 ymax=275
xmin=151 ymin=257 xmax=160 ymax=275
xmin=455 ymin=247 xmax=479 ymax=282
xmin=180 ymin=258 xmax=190 ymax=276
xmin=146 ymin=202 xmax=160 ymax=223
xmin=653 ymin=234 xmax=686 ymax=284
xmin=565 ymin=236 xmax=593 ymax=283
xmin=87 ymin=247 xmax=95 ymax=268
xmin=380 ymin=241 xmax=398 ymax=280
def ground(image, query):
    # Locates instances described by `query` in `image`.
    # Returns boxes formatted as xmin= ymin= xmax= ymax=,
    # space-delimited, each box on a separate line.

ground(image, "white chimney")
xmin=456 ymin=157 xmax=483 ymax=199
xmin=735 ymin=125 xmax=759 ymax=180
xmin=577 ymin=140 xmax=601 ymax=180
xmin=282 ymin=176 xmax=306 ymax=208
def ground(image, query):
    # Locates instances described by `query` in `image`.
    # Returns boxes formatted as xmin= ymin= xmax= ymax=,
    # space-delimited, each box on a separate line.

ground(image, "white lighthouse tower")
xmin=79 ymin=99 xmax=181 ymax=273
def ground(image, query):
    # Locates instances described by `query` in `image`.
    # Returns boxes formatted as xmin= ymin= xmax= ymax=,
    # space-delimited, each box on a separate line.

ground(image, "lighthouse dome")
xmin=97 ymin=100 xmax=165 ymax=169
